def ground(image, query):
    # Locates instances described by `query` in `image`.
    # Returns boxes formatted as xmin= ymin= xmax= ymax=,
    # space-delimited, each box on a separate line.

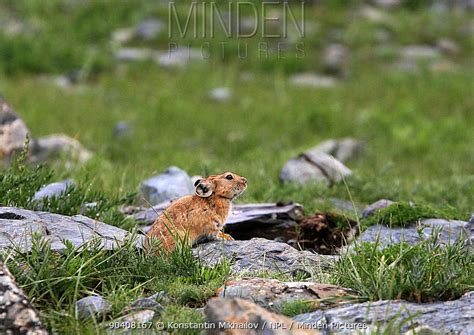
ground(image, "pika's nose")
xmin=242 ymin=177 xmax=248 ymax=184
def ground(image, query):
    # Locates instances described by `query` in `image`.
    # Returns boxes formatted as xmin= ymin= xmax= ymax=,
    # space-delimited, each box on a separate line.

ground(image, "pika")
xmin=147 ymin=172 xmax=248 ymax=252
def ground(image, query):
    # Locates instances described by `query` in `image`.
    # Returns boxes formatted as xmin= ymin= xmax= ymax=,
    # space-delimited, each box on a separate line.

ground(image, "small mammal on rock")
xmin=147 ymin=172 xmax=248 ymax=253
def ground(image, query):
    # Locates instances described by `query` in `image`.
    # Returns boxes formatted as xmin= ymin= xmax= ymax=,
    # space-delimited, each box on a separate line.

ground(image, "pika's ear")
xmin=195 ymin=180 xmax=214 ymax=198
xmin=194 ymin=178 xmax=203 ymax=187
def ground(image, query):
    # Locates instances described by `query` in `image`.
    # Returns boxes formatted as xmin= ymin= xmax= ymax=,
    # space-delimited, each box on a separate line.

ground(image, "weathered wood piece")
xmin=0 ymin=261 xmax=49 ymax=335
xmin=132 ymin=202 xmax=304 ymax=236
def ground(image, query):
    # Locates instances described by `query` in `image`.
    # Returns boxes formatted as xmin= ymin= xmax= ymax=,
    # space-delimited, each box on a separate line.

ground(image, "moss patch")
xmin=361 ymin=202 xmax=464 ymax=228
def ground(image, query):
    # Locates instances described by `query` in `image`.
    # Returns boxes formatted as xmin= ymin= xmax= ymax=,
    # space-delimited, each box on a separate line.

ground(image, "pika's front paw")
xmin=217 ymin=231 xmax=234 ymax=241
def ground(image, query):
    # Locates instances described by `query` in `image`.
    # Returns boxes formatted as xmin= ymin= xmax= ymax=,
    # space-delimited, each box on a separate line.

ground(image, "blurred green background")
xmin=0 ymin=0 xmax=473 ymax=215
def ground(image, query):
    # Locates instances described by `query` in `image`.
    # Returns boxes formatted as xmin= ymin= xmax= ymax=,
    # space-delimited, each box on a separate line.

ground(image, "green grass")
xmin=280 ymin=300 xmax=319 ymax=317
xmin=0 ymin=140 xmax=52 ymax=208
xmin=1 ymin=155 xmax=229 ymax=333
xmin=2 ymin=64 xmax=472 ymax=216
xmin=0 ymin=146 xmax=133 ymax=229
xmin=0 ymin=1 xmax=473 ymax=334
xmin=2 ymin=152 xmax=470 ymax=332
xmin=361 ymin=201 xmax=464 ymax=228
xmin=3 ymin=231 xmax=229 ymax=334
xmin=333 ymin=234 xmax=474 ymax=302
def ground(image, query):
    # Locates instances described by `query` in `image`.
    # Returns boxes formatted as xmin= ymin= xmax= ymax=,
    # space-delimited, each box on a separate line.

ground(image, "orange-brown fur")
xmin=147 ymin=172 xmax=247 ymax=253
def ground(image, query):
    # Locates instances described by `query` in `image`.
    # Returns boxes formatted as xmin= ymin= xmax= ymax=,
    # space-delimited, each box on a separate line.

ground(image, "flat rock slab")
xmin=217 ymin=278 xmax=356 ymax=312
xmin=0 ymin=207 xmax=143 ymax=252
xmin=205 ymin=297 xmax=320 ymax=335
xmin=193 ymin=238 xmax=334 ymax=275
xmin=293 ymin=291 xmax=474 ymax=334
xmin=355 ymin=218 xmax=472 ymax=248
xmin=0 ymin=261 xmax=49 ymax=334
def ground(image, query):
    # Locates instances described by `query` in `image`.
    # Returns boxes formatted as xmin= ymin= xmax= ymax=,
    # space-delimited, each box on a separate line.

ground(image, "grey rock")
xmin=375 ymin=29 xmax=392 ymax=43
xmin=393 ymin=59 xmax=420 ymax=73
xmin=468 ymin=215 xmax=474 ymax=246
xmin=358 ymin=6 xmax=390 ymax=23
xmin=113 ymin=121 xmax=132 ymax=139
xmin=0 ymin=98 xmax=30 ymax=162
xmin=193 ymin=238 xmax=334 ymax=275
xmin=289 ymin=73 xmax=337 ymax=88
xmin=115 ymin=48 xmax=153 ymax=62
xmin=436 ymin=38 xmax=460 ymax=55
xmin=33 ymin=179 xmax=74 ymax=202
xmin=209 ymin=87 xmax=231 ymax=102
xmin=111 ymin=18 xmax=163 ymax=45
xmin=330 ymin=198 xmax=358 ymax=213
xmin=323 ymin=44 xmax=348 ymax=76
xmin=205 ymin=298 xmax=319 ymax=335
xmin=111 ymin=28 xmax=135 ymax=44
xmin=0 ymin=261 xmax=49 ymax=335
xmin=309 ymin=138 xmax=363 ymax=163
xmin=362 ymin=199 xmax=395 ymax=218
xmin=354 ymin=218 xmax=472 ymax=248
xmin=0 ymin=207 xmax=144 ymax=252
xmin=80 ymin=202 xmax=99 ymax=215
xmin=0 ymin=100 xmax=92 ymax=165
xmin=431 ymin=0 xmax=474 ymax=10
xmin=136 ymin=18 xmax=164 ymax=40
xmin=139 ymin=166 xmax=194 ymax=205
xmin=193 ymin=307 xmax=205 ymax=317
xmin=149 ymin=291 xmax=170 ymax=305
xmin=293 ymin=291 xmax=474 ymax=334
xmin=54 ymin=69 xmax=82 ymax=89
xmin=327 ymin=28 xmax=344 ymax=42
xmin=0 ymin=16 xmax=26 ymax=36
xmin=155 ymin=47 xmax=204 ymax=68
xmin=75 ymin=295 xmax=112 ymax=319
xmin=238 ymin=16 xmax=259 ymax=36
xmin=131 ymin=296 xmax=164 ymax=311
xmin=217 ymin=277 xmax=355 ymax=312
xmin=54 ymin=75 xmax=74 ymax=89
xmin=373 ymin=0 xmax=401 ymax=8
xmin=32 ymin=134 xmax=92 ymax=163
xmin=400 ymin=45 xmax=441 ymax=61
xmin=121 ymin=309 xmax=155 ymax=323
xmin=280 ymin=150 xmax=352 ymax=185
xmin=107 ymin=310 xmax=156 ymax=334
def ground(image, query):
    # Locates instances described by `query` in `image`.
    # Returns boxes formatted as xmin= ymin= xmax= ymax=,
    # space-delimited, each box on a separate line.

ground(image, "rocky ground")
xmin=1 ymin=194 xmax=472 ymax=334
xmin=0 ymin=0 xmax=473 ymax=334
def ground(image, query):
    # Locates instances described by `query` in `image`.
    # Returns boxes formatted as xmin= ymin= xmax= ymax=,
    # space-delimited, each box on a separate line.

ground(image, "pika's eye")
xmin=225 ymin=174 xmax=233 ymax=180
